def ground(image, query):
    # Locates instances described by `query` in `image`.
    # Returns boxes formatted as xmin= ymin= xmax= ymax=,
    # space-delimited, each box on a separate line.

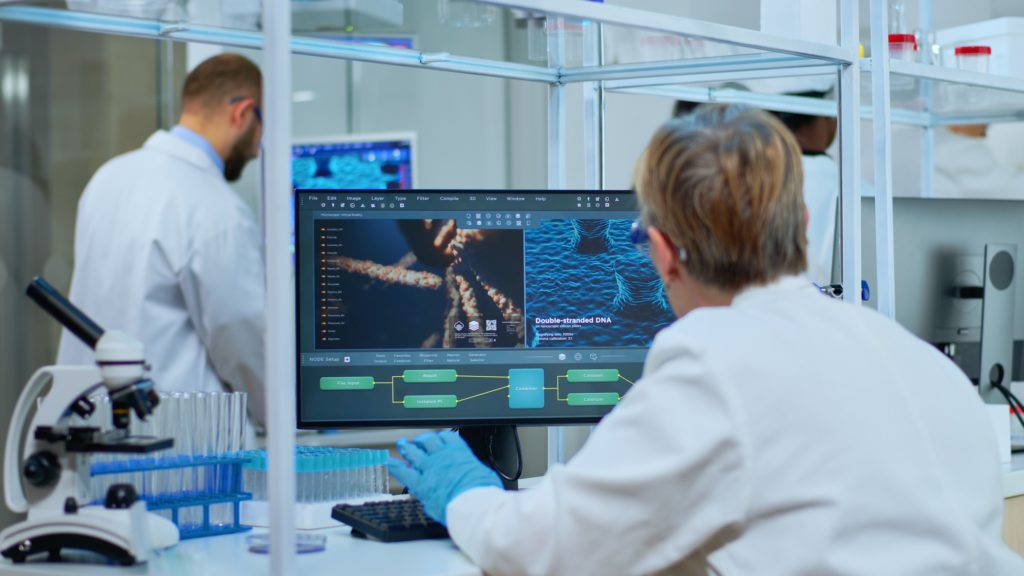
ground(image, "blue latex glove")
xmin=387 ymin=431 xmax=503 ymax=525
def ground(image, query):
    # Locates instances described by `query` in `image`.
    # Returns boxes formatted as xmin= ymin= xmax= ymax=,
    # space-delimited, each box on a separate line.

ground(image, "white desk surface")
xmin=0 ymin=526 xmax=481 ymax=576
xmin=3 ymin=461 xmax=1021 ymax=575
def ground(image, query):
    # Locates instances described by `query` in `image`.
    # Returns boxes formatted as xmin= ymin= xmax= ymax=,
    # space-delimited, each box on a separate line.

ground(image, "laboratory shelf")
xmin=863 ymin=57 xmax=1024 ymax=126
xmin=567 ymin=52 xmax=839 ymax=86
xmin=606 ymin=59 xmax=1024 ymax=128
xmin=0 ymin=1 xmax=856 ymax=85
xmin=604 ymin=81 xmax=943 ymax=132
xmin=500 ymin=0 xmax=853 ymax=64
xmin=0 ymin=5 xmax=557 ymax=84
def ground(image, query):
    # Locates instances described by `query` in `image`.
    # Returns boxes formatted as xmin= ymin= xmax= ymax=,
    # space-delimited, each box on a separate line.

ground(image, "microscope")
xmin=1 ymin=277 xmax=179 ymax=565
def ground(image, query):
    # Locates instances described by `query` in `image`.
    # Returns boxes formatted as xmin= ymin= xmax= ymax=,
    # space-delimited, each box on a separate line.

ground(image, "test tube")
xmin=159 ymin=392 xmax=172 ymax=497
xmin=299 ymin=448 xmax=309 ymax=502
xmin=228 ymin=392 xmax=243 ymax=492
xmin=322 ymin=449 xmax=331 ymax=502
xmin=193 ymin=391 xmax=208 ymax=498
xmin=258 ymin=452 xmax=267 ymax=500
xmin=342 ymin=448 xmax=350 ymax=498
xmin=214 ymin=392 xmax=231 ymax=525
xmin=343 ymin=449 xmax=353 ymax=500
xmin=172 ymin=392 xmax=192 ymax=529
xmin=333 ymin=450 xmax=341 ymax=501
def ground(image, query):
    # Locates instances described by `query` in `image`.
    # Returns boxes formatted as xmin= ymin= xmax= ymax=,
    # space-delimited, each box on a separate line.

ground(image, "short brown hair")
xmin=181 ymin=53 xmax=262 ymax=112
xmin=634 ymin=104 xmax=806 ymax=292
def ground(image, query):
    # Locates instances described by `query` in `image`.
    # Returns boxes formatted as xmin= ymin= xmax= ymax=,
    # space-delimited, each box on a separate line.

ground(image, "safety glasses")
xmin=228 ymin=96 xmax=262 ymax=125
xmin=628 ymin=217 xmax=649 ymax=248
xmin=629 ymin=217 xmax=688 ymax=262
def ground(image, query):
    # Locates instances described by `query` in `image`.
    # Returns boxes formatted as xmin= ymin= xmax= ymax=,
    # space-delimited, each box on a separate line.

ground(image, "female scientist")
xmin=389 ymin=104 xmax=1023 ymax=575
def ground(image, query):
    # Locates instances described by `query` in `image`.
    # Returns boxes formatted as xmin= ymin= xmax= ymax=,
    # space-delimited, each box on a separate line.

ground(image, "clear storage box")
xmin=937 ymin=18 xmax=1024 ymax=79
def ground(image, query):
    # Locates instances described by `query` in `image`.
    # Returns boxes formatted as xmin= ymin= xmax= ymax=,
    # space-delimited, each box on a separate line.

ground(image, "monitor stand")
xmin=458 ymin=426 xmax=519 ymax=490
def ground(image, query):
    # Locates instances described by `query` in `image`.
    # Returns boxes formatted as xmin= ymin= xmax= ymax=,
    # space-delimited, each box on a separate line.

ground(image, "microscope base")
xmin=0 ymin=502 xmax=178 ymax=566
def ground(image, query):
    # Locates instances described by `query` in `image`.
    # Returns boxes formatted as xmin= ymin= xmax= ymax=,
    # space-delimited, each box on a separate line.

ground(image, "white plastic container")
xmin=936 ymin=17 xmax=1024 ymax=79
xmin=761 ymin=0 xmax=837 ymax=46
xmin=955 ymin=45 xmax=992 ymax=74
xmin=888 ymin=33 xmax=918 ymax=62
xmin=987 ymin=405 xmax=1012 ymax=465
xmin=95 ymin=0 xmax=171 ymax=19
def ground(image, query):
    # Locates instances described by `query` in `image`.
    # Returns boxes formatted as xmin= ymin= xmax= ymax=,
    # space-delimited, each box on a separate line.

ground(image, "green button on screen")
xmin=403 ymin=395 xmax=458 ymax=409
xmin=403 ymin=370 xmax=458 ymax=383
xmin=566 ymin=392 xmax=620 ymax=406
xmin=320 ymin=376 xmax=374 ymax=391
xmin=566 ymin=369 xmax=620 ymax=383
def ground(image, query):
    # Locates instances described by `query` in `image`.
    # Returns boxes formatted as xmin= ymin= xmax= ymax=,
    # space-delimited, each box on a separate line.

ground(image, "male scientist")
xmin=58 ymin=53 xmax=266 ymax=426
xmin=390 ymin=105 xmax=1024 ymax=575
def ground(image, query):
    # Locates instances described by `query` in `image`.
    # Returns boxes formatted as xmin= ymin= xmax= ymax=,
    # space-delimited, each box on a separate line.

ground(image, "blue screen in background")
xmin=290 ymin=138 xmax=414 ymax=253
xmin=291 ymin=140 xmax=413 ymax=191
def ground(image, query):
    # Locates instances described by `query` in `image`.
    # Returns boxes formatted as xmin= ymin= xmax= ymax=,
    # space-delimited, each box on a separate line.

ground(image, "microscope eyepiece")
xmin=26 ymin=277 xmax=105 ymax=349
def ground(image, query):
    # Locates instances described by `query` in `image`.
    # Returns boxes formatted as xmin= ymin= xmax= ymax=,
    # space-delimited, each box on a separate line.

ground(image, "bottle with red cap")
xmin=955 ymin=45 xmax=992 ymax=74
xmin=888 ymin=33 xmax=918 ymax=62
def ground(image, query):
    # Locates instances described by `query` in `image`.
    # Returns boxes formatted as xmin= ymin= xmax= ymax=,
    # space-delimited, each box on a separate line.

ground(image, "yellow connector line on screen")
xmin=371 ymin=376 xmax=406 ymax=405
xmin=553 ymin=373 xmax=634 ymax=402
xmin=456 ymin=385 xmax=511 ymax=404
xmin=371 ymin=372 xmax=633 ymax=405
xmin=372 ymin=373 xmax=513 ymax=404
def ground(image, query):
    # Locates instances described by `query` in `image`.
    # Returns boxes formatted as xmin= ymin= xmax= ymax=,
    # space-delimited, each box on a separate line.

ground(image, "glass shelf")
xmin=863 ymin=58 xmax=1024 ymax=126
xmin=0 ymin=0 xmax=855 ymax=87
xmin=604 ymin=58 xmax=1024 ymax=129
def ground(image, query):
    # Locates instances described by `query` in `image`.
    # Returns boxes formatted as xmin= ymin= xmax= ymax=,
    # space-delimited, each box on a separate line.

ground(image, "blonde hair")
xmin=634 ymin=104 xmax=807 ymax=291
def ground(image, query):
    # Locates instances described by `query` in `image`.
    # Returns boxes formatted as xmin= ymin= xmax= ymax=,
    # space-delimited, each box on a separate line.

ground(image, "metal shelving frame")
xmin=598 ymin=3 xmax=1024 ymax=322
xmin=867 ymin=0 xmax=1024 ymax=319
xmin=0 ymin=1 xmax=862 ymax=571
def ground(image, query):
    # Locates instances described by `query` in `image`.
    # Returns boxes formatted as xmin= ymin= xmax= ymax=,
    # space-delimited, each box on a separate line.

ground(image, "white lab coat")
xmin=57 ymin=131 xmax=267 ymax=425
xmin=931 ymin=129 xmax=1024 ymax=199
xmin=448 ymin=276 xmax=1022 ymax=576
xmin=802 ymin=154 xmax=838 ymax=286
xmin=883 ymin=126 xmax=1024 ymax=199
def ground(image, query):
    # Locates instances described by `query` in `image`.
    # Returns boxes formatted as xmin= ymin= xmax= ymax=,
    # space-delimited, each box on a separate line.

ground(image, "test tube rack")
xmin=239 ymin=446 xmax=392 ymax=530
xmin=89 ymin=454 xmax=253 ymax=540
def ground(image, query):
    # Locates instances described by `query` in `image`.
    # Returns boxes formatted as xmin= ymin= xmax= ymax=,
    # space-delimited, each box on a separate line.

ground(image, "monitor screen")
xmin=295 ymin=190 xmax=675 ymax=427
xmin=291 ymin=133 xmax=415 ymax=190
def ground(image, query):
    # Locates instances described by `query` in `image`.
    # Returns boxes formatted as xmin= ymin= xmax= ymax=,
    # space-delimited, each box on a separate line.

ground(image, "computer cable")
xmin=991 ymin=381 xmax=1024 ymax=433
xmin=487 ymin=427 xmax=523 ymax=482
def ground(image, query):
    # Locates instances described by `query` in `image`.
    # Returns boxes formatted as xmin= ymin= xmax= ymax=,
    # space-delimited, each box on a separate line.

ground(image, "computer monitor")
xmin=295 ymin=190 xmax=674 ymax=428
xmin=291 ymin=132 xmax=416 ymax=190
xmin=860 ymin=197 xmax=1024 ymax=381
xmin=290 ymin=133 xmax=415 ymax=253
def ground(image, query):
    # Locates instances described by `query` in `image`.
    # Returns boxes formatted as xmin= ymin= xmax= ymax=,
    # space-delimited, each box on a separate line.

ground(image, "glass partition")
xmin=0 ymin=22 xmax=172 ymax=529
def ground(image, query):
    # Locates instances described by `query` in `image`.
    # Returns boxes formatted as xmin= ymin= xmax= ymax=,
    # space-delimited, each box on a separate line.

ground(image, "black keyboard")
xmin=332 ymin=499 xmax=449 ymax=543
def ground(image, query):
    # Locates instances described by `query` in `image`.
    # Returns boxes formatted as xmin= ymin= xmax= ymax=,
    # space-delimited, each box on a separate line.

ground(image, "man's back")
xmin=58 ymin=131 xmax=265 ymax=415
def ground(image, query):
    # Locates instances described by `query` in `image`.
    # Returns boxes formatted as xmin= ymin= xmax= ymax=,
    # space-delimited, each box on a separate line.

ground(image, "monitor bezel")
xmin=294 ymin=188 xmax=645 ymax=429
